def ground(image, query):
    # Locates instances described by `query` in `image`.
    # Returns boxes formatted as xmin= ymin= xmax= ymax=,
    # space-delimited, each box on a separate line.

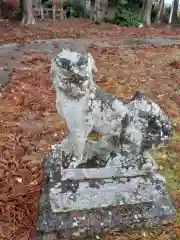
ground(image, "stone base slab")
xmin=36 ymin=146 xmax=176 ymax=239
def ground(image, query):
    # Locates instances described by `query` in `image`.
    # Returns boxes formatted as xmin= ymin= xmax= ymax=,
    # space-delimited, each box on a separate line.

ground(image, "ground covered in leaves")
xmin=0 ymin=19 xmax=180 ymax=44
xmin=0 ymin=20 xmax=180 ymax=240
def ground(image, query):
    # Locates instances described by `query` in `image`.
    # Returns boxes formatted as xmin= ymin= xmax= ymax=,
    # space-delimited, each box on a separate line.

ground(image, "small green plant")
xmin=69 ymin=0 xmax=87 ymax=18
xmin=115 ymin=0 xmax=141 ymax=27
xmin=91 ymin=11 xmax=101 ymax=24
xmin=43 ymin=0 xmax=52 ymax=8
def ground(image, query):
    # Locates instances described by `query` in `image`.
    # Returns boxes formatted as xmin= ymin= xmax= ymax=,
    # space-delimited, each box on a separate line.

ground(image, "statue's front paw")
xmin=61 ymin=150 xmax=82 ymax=169
xmin=67 ymin=156 xmax=81 ymax=169
xmin=61 ymin=150 xmax=74 ymax=168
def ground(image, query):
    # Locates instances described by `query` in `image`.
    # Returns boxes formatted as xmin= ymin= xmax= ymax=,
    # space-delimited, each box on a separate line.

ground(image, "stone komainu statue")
xmin=36 ymin=48 xmax=175 ymax=240
xmin=51 ymin=48 xmax=172 ymax=169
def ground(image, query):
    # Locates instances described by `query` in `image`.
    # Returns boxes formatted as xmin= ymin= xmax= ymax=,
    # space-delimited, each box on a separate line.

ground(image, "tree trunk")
xmin=160 ymin=0 xmax=164 ymax=21
xmin=94 ymin=0 xmax=108 ymax=21
xmin=95 ymin=0 xmax=101 ymax=21
xmin=141 ymin=0 xmax=146 ymax=19
xmin=172 ymin=0 xmax=179 ymax=23
xmin=155 ymin=0 xmax=164 ymax=23
xmin=19 ymin=0 xmax=23 ymax=19
xmin=169 ymin=0 xmax=175 ymax=24
xmin=142 ymin=0 xmax=153 ymax=25
xmin=85 ymin=0 xmax=92 ymax=16
xmin=101 ymin=0 xmax=108 ymax=21
xmin=21 ymin=0 xmax=35 ymax=25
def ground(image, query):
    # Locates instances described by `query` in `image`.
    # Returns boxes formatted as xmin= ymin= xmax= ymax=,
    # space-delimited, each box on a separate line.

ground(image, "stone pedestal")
xmin=36 ymin=142 xmax=176 ymax=239
xmin=37 ymin=48 xmax=176 ymax=239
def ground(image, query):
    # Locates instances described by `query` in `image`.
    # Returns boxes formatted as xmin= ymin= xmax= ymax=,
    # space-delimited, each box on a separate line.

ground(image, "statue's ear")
xmin=89 ymin=53 xmax=97 ymax=73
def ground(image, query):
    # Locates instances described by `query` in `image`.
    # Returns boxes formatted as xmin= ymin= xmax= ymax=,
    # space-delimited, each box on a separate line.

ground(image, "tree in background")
xmin=115 ymin=0 xmax=142 ymax=27
xmin=21 ymin=0 xmax=35 ymax=25
xmin=115 ymin=0 xmax=156 ymax=26
xmin=155 ymin=0 xmax=164 ymax=23
xmin=0 ymin=0 xmax=178 ymax=26
xmin=0 ymin=0 xmax=19 ymax=19
xmin=141 ymin=0 xmax=153 ymax=25
xmin=172 ymin=0 xmax=179 ymax=23
xmin=168 ymin=0 xmax=179 ymax=24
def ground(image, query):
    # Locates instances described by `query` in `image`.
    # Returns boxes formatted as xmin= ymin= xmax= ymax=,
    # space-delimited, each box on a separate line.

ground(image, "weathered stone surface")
xmin=36 ymin=48 xmax=176 ymax=239
xmin=36 ymin=146 xmax=176 ymax=239
xmin=51 ymin=48 xmax=172 ymax=169
xmin=48 ymin=144 xmax=167 ymax=212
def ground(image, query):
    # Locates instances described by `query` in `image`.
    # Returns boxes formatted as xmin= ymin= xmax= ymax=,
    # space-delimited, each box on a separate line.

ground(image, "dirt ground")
xmin=0 ymin=19 xmax=180 ymax=44
xmin=0 ymin=19 xmax=180 ymax=240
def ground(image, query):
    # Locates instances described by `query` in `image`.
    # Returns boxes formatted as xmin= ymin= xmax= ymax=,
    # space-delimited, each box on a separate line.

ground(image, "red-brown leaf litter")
xmin=0 ymin=19 xmax=180 ymax=44
xmin=0 ymin=19 xmax=180 ymax=240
